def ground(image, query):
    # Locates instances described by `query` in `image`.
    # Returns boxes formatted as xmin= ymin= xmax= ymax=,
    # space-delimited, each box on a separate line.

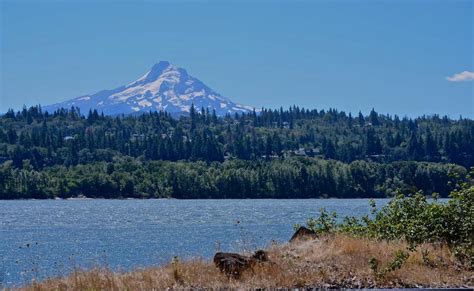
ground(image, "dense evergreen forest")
xmin=0 ymin=105 xmax=472 ymax=199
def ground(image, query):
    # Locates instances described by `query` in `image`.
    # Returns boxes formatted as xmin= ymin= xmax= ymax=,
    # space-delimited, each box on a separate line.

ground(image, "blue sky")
xmin=1 ymin=0 xmax=472 ymax=117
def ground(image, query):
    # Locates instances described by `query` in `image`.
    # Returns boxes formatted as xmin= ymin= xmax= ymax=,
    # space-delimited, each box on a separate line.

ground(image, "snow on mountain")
xmin=44 ymin=61 xmax=255 ymax=116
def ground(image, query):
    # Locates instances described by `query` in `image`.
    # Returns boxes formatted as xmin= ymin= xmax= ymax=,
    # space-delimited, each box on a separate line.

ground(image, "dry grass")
xmin=21 ymin=235 xmax=473 ymax=290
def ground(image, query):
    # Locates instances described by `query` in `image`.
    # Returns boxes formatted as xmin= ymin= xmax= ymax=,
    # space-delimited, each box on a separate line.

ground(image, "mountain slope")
xmin=44 ymin=61 xmax=254 ymax=116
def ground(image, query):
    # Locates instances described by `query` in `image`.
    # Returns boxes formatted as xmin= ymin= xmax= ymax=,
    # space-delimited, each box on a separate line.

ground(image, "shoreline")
xmin=0 ymin=197 xmax=447 ymax=201
xmin=18 ymin=234 xmax=473 ymax=290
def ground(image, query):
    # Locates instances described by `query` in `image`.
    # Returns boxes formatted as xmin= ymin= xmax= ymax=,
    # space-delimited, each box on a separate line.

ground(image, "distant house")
xmin=261 ymin=154 xmax=279 ymax=159
xmin=294 ymin=148 xmax=307 ymax=156
xmin=311 ymin=147 xmax=321 ymax=154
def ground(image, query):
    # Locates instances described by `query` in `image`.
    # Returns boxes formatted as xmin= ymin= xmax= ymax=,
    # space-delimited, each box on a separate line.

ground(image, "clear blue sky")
xmin=1 ymin=0 xmax=473 ymax=117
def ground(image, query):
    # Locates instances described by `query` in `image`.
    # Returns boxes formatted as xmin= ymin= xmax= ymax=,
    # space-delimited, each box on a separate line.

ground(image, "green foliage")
xmin=0 ymin=105 xmax=472 ymax=199
xmin=303 ymin=169 xmax=474 ymax=266
xmin=444 ymin=177 xmax=474 ymax=265
xmin=369 ymin=257 xmax=379 ymax=275
xmin=0 ymin=157 xmax=466 ymax=199
xmin=369 ymin=250 xmax=410 ymax=279
xmin=305 ymin=208 xmax=338 ymax=234
xmin=1 ymin=105 xmax=474 ymax=169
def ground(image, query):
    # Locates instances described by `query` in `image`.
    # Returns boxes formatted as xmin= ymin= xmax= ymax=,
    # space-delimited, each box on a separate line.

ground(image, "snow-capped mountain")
xmin=44 ymin=61 xmax=254 ymax=116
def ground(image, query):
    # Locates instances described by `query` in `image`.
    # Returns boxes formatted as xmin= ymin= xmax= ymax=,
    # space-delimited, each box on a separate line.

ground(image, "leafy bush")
xmin=296 ymin=208 xmax=338 ymax=234
xmin=303 ymin=169 xmax=474 ymax=267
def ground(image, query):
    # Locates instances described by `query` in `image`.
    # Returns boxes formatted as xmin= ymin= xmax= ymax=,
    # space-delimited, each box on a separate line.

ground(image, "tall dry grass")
xmin=21 ymin=234 xmax=473 ymax=290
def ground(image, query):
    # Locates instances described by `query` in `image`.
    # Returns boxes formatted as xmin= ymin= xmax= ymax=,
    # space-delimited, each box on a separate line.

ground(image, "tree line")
xmin=1 ymin=105 xmax=473 ymax=167
xmin=0 ymin=105 xmax=472 ymax=199
xmin=0 ymin=153 xmax=467 ymax=200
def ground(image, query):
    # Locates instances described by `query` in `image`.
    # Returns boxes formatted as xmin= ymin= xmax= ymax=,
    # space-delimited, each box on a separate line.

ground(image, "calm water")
xmin=0 ymin=199 xmax=390 ymax=287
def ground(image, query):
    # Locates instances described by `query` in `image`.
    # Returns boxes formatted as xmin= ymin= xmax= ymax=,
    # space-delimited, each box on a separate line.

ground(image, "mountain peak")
xmin=44 ymin=62 xmax=254 ymax=116
xmin=149 ymin=61 xmax=172 ymax=75
xmin=153 ymin=60 xmax=171 ymax=67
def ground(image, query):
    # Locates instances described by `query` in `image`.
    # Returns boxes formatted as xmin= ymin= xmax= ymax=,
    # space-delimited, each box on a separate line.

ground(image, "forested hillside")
xmin=0 ymin=105 xmax=472 ymax=199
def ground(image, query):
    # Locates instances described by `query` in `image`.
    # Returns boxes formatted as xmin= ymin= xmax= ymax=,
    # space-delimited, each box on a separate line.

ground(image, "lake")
xmin=0 ymin=199 xmax=390 ymax=287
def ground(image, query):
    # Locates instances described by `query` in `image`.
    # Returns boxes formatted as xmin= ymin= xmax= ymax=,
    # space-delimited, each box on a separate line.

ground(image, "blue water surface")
xmin=0 ymin=199 xmax=390 ymax=287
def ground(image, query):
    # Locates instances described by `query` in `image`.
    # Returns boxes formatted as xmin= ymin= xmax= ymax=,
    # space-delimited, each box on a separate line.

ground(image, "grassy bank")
xmin=21 ymin=234 xmax=472 ymax=289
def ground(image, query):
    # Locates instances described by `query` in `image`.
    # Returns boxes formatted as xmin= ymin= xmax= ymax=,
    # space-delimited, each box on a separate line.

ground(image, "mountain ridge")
xmin=44 ymin=61 xmax=255 ymax=116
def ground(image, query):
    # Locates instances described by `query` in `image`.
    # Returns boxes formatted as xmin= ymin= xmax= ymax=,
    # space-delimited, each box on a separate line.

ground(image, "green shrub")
xmin=303 ymin=168 xmax=474 ymax=267
xmin=305 ymin=208 xmax=338 ymax=234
